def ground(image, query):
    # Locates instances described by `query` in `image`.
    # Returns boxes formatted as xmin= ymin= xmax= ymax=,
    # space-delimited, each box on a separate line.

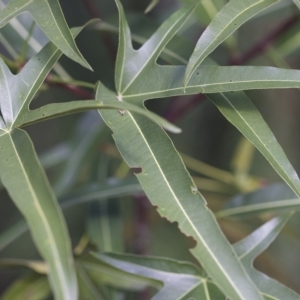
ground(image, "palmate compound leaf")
xmin=95 ymin=2 xmax=300 ymax=299
xmin=184 ymin=0 xmax=279 ymax=86
xmin=0 ymin=0 xmax=91 ymax=70
xmin=104 ymin=2 xmax=300 ymax=202
xmin=98 ymin=1 xmax=263 ymax=299
xmin=0 ymin=21 xmax=179 ymax=300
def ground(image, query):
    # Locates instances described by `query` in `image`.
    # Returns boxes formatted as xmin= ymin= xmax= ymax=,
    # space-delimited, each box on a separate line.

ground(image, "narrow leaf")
xmin=0 ymin=178 xmax=143 ymax=253
xmin=80 ymin=254 xmax=161 ymax=292
xmin=0 ymin=258 xmax=47 ymax=274
xmin=145 ymin=0 xmax=159 ymax=13
xmin=98 ymin=2 xmax=263 ymax=298
xmin=85 ymin=253 xmax=201 ymax=299
xmin=184 ymin=0 xmax=278 ymax=86
xmin=0 ymin=22 xmax=94 ymax=129
xmin=114 ymin=0 xmax=195 ymax=95
xmin=17 ymin=88 xmax=181 ymax=134
xmin=216 ymin=183 xmax=299 ymax=218
xmin=0 ymin=0 xmax=91 ymax=69
xmin=0 ymin=129 xmax=77 ymax=300
xmin=122 ymin=65 xmax=300 ymax=102
xmin=1 ymin=273 xmax=50 ymax=300
xmin=77 ymin=263 xmax=105 ymax=300
xmin=233 ymin=214 xmax=300 ymax=299
xmin=0 ymin=220 xmax=27 ymax=252
xmin=98 ymin=97 xmax=263 ymax=299
xmin=293 ymin=0 xmax=300 ymax=10
xmin=207 ymin=91 xmax=300 ymax=198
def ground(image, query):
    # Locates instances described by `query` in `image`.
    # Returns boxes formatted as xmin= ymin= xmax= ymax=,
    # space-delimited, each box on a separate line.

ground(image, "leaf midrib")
xmin=217 ymin=198 xmax=300 ymax=218
xmin=127 ymin=111 xmax=244 ymax=298
xmin=8 ymin=132 xmax=67 ymax=298
xmin=120 ymin=10 xmax=190 ymax=95
xmin=219 ymin=92 xmax=300 ymax=196
xmin=185 ymin=0 xmax=266 ymax=84
xmin=122 ymin=78 xmax=300 ymax=100
xmin=43 ymin=0 xmax=77 ymax=58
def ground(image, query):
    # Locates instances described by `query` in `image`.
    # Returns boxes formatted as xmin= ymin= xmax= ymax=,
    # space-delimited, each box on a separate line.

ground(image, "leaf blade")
xmin=0 ymin=129 xmax=77 ymax=300
xmin=0 ymin=0 xmax=91 ymax=69
xmin=184 ymin=0 xmax=278 ymax=85
xmin=98 ymin=106 xmax=263 ymax=300
xmin=207 ymin=91 xmax=300 ymax=198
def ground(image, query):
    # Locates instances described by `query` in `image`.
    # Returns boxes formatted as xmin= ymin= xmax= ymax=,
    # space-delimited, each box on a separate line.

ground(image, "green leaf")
xmin=216 ymin=183 xmax=299 ymax=218
xmin=184 ymin=0 xmax=278 ymax=86
xmin=144 ymin=0 xmax=159 ymax=13
xmin=80 ymin=253 xmax=161 ymax=292
xmin=98 ymin=2 xmax=264 ymax=299
xmin=0 ymin=0 xmax=91 ymax=69
xmin=0 ymin=220 xmax=27 ymax=252
xmin=84 ymin=252 xmax=203 ymax=299
xmin=114 ymin=0 xmax=195 ymax=96
xmin=0 ymin=22 xmax=179 ymax=133
xmin=1 ymin=273 xmax=50 ymax=300
xmin=0 ymin=24 xmax=90 ymax=129
xmin=0 ymin=177 xmax=143 ymax=252
xmin=120 ymin=64 xmax=300 ymax=102
xmin=293 ymin=0 xmax=300 ymax=10
xmin=99 ymin=98 xmax=263 ymax=300
xmin=206 ymin=91 xmax=300 ymax=198
xmin=0 ymin=258 xmax=47 ymax=274
xmin=234 ymin=214 xmax=300 ymax=299
xmin=77 ymin=263 xmax=105 ymax=300
xmin=0 ymin=129 xmax=77 ymax=300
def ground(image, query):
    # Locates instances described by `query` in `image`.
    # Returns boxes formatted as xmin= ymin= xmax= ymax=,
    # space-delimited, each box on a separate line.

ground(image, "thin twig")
xmin=230 ymin=14 xmax=300 ymax=65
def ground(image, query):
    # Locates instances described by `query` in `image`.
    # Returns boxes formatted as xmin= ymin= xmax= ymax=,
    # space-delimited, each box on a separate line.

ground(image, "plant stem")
xmin=48 ymin=75 xmax=96 ymax=89
xmin=230 ymin=14 xmax=300 ymax=65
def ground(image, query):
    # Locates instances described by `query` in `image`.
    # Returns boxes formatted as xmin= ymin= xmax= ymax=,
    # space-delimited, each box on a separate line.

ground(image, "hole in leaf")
xmin=131 ymin=167 xmax=142 ymax=174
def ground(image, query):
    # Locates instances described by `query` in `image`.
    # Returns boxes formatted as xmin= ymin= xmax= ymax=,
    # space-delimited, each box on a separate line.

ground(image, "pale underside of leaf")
xmin=0 ymin=0 xmax=91 ymax=69
xmin=184 ymin=0 xmax=278 ymax=86
xmin=0 ymin=129 xmax=77 ymax=300
xmin=86 ymin=253 xmax=202 ymax=300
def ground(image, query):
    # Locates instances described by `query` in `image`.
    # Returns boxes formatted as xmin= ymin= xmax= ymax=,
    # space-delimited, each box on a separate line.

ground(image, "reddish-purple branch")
xmin=230 ymin=14 xmax=299 ymax=65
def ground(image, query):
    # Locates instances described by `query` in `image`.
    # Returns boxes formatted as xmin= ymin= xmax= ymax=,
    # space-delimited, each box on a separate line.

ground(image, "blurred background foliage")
xmin=1 ymin=0 xmax=300 ymax=298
